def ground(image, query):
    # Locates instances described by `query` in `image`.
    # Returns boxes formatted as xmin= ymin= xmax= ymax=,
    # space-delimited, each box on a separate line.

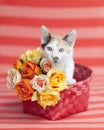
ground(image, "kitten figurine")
xmin=40 ymin=25 xmax=77 ymax=85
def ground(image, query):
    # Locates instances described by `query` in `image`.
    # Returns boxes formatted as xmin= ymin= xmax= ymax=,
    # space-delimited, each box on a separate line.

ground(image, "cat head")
xmin=40 ymin=25 xmax=77 ymax=63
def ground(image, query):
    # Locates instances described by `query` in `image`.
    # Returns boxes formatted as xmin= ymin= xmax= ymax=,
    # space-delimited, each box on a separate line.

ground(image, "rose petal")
xmin=31 ymin=91 xmax=38 ymax=101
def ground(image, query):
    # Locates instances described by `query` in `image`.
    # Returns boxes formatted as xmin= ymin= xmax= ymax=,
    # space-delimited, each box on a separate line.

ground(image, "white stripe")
xmin=1 ymin=25 xmax=104 ymax=39
xmin=91 ymin=79 xmax=104 ymax=84
xmin=0 ymin=64 xmax=11 ymax=73
xmin=0 ymin=106 xmax=103 ymax=116
xmin=0 ymin=117 xmax=104 ymax=123
xmin=0 ymin=93 xmax=16 ymax=96
xmin=88 ymin=103 xmax=104 ymax=109
xmin=91 ymin=82 xmax=104 ymax=86
xmin=1 ymin=82 xmax=104 ymax=89
xmin=91 ymin=82 xmax=104 ymax=87
xmin=91 ymin=86 xmax=104 ymax=90
xmin=91 ymin=67 xmax=104 ymax=75
xmin=1 ymin=45 xmax=104 ymax=58
xmin=0 ymin=95 xmax=103 ymax=103
xmin=0 ymin=45 xmax=36 ymax=57
xmin=93 ymin=77 xmax=104 ymax=82
xmin=76 ymin=110 xmax=104 ymax=116
xmin=0 ymin=99 xmax=20 ymax=103
xmin=90 ymin=91 xmax=104 ymax=94
xmin=0 ymin=78 xmax=6 ymax=83
xmin=0 ymin=101 xmax=104 ymax=115
xmin=0 ymin=113 xmax=34 ymax=118
xmin=0 ymin=65 xmax=104 ymax=76
xmin=1 ymin=89 xmax=104 ymax=96
xmin=1 ymin=5 xmax=104 ymax=19
xmin=75 ymin=47 xmax=104 ymax=58
xmin=0 ymin=106 xmax=22 ymax=111
xmin=1 ymin=76 xmax=104 ymax=86
xmin=89 ymin=96 xmax=104 ymax=102
xmin=0 ymin=88 xmax=104 ymax=96
xmin=0 ymin=123 xmax=104 ymax=128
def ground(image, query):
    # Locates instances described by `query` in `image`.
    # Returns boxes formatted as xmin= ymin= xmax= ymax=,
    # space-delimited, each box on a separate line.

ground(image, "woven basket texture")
xmin=22 ymin=63 xmax=93 ymax=120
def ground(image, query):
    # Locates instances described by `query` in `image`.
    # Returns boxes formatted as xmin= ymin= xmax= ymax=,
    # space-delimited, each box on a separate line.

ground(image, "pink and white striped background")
xmin=0 ymin=0 xmax=104 ymax=130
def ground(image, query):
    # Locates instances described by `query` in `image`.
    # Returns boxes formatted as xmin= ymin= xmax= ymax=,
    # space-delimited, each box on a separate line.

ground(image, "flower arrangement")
xmin=7 ymin=48 xmax=68 ymax=109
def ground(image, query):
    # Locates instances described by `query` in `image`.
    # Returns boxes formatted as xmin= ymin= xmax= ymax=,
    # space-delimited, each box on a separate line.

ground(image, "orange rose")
xmin=35 ymin=65 xmax=42 ymax=75
xmin=40 ymin=58 xmax=52 ymax=73
xmin=15 ymin=79 xmax=34 ymax=100
xmin=22 ymin=61 xmax=36 ymax=79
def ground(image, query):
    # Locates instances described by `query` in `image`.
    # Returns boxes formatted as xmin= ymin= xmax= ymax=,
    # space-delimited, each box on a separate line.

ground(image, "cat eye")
xmin=59 ymin=48 xmax=64 ymax=53
xmin=47 ymin=46 xmax=52 ymax=51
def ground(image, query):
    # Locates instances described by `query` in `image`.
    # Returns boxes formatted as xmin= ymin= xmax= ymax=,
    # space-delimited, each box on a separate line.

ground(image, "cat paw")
xmin=66 ymin=79 xmax=76 ymax=85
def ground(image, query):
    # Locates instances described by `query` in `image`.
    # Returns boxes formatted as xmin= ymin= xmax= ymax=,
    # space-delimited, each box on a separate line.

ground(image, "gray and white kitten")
xmin=40 ymin=25 xmax=77 ymax=85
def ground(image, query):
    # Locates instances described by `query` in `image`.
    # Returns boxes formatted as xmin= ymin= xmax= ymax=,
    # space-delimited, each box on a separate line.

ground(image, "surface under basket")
xmin=22 ymin=63 xmax=93 ymax=120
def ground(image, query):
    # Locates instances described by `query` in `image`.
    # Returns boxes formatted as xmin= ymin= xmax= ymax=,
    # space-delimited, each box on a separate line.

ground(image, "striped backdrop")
xmin=0 ymin=0 xmax=104 ymax=130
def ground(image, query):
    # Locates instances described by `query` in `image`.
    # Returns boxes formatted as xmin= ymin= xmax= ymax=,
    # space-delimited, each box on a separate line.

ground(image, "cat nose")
xmin=53 ymin=56 xmax=59 ymax=62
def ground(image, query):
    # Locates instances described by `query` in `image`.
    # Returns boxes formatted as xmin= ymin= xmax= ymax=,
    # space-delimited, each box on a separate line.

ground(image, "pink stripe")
xmin=0 ymin=96 xmax=103 ymax=103
xmin=1 ymin=5 xmax=104 ymax=19
xmin=1 ymin=25 xmax=104 ymax=39
xmin=0 ymin=123 xmax=104 ymax=128
xmin=0 ymin=64 xmax=104 ymax=74
xmin=1 ymin=45 xmax=104 ymax=58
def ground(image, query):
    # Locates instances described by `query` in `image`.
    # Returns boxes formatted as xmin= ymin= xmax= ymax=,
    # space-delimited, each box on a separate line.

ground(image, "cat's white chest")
xmin=53 ymin=58 xmax=76 ymax=85
xmin=54 ymin=60 xmax=66 ymax=72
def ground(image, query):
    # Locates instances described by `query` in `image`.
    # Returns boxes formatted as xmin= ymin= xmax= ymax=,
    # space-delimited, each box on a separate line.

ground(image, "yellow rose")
xmin=38 ymin=90 xmax=60 ymax=109
xmin=25 ymin=48 xmax=43 ymax=64
xmin=47 ymin=69 xmax=67 ymax=92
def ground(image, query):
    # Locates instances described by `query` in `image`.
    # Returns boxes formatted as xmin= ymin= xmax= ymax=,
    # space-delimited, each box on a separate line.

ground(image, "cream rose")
xmin=20 ymin=54 xmax=27 ymax=63
xmin=25 ymin=48 xmax=43 ymax=64
xmin=31 ymin=74 xmax=48 ymax=93
xmin=7 ymin=68 xmax=21 ymax=89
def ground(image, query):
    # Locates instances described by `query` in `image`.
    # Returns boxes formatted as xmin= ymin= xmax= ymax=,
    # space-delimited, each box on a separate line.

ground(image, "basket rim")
xmin=67 ymin=63 xmax=93 ymax=89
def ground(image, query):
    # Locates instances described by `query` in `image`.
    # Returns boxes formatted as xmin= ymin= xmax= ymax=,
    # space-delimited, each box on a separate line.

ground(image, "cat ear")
xmin=63 ymin=30 xmax=77 ymax=47
xmin=40 ymin=25 xmax=51 ymax=49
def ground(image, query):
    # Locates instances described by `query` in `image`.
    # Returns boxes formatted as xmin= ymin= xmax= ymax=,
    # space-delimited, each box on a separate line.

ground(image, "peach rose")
xmin=15 ymin=79 xmax=34 ymax=100
xmin=40 ymin=58 xmax=52 ymax=73
xmin=47 ymin=69 xmax=67 ymax=92
xmin=31 ymin=74 xmax=48 ymax=93
xmin=7 ymin=68 xmax=21 ymax=89
xmin=22 ymin=61 xmax=36 ymax=79
xmin=38 ymin=90 xmax=60 ymax=109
